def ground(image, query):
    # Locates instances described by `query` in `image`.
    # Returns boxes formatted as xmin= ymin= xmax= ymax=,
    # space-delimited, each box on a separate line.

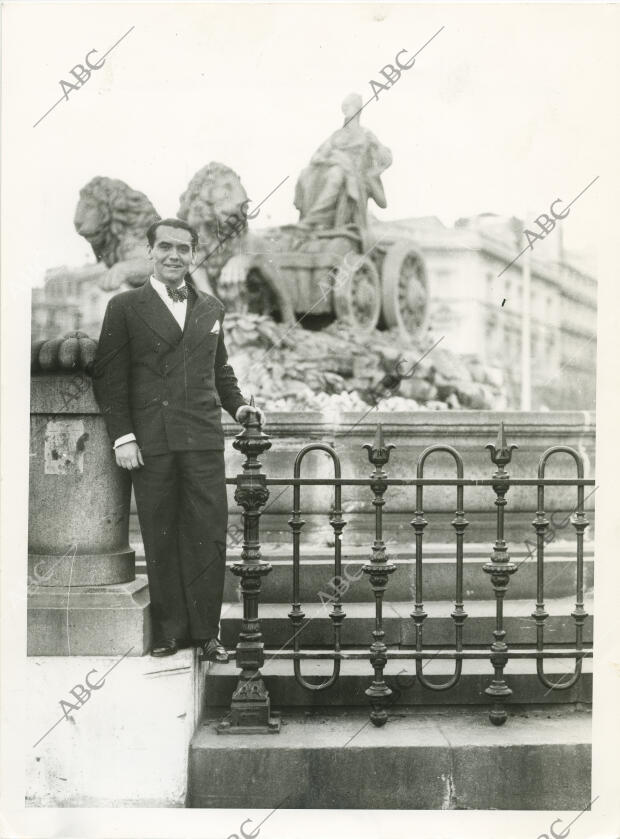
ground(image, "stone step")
xmin=204 ymin=653 xmax=592 ymax=708
xmin=134 ymin=542 xmax=594 ymax=603
xmin=132 ymin=510 xmax=597 ymax=549
xmin=253 ymin=514 xmax=596 ymax=548
xmin=226 ymin=545 xmax=594 ymax=603
xmin=188 ymin=705 xmax=592 ymax=809
xmin=219 ymin=595 xmax=594 ymax=648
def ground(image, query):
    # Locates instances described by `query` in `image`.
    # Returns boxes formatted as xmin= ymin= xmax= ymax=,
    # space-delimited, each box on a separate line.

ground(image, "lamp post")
xmin=520 ymin=224 xmax=532 ymax=411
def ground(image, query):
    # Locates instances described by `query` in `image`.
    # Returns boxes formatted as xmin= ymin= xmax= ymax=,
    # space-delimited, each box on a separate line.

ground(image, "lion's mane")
xmin=177 ymin=163 xmax=249 ymax=287
xmin=178 ymin=162 xmax=248 ymax=225
xmin=75 ymin=176 xmax=159 ymax=267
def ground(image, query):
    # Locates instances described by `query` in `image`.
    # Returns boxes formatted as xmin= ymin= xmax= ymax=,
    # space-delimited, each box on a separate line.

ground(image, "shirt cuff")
xmin=113 ymin=433 xmax=136 ymax=449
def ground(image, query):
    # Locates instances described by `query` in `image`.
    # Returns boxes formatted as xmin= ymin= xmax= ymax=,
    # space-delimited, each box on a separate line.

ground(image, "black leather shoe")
xmin=151 ymin=638 xmax=178 ymax=657
xmin=200 ymin=637 xmax=229 ymax=663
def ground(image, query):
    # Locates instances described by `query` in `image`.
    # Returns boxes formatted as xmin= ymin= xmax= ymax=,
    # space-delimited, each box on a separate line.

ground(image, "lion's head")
xmin=177 ymin=163 xmax=250 ymax=290
xmin=178 ymin=162 xmax=249 ymax=233
xmin=74 ymin=177 xmax=159 ymax=267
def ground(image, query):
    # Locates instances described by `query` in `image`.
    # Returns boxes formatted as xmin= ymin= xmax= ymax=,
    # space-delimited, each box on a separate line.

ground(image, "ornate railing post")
xmin=362 ymin=424 xmax=396 ymax=727
xmin=217 ymin=398 xmax=280 ymax=734
xmin=483 ymin=422 xmax=518 ymax=726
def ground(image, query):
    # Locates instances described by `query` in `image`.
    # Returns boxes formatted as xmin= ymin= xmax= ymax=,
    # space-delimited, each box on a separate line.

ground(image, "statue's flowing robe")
xmin=294 ymin=124 xmax=392 ymax=229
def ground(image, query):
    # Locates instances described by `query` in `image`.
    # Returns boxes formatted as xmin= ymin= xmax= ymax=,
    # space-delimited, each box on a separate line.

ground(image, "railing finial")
xmin=486 ymin=421 xmax=518 ymax=471
xmin=363 ymin=423 xmax=395 ymax=469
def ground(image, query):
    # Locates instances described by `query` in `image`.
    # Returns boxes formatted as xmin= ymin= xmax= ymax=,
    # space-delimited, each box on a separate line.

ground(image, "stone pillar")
xmin=28 ymin=372 xmax=150 ymax=655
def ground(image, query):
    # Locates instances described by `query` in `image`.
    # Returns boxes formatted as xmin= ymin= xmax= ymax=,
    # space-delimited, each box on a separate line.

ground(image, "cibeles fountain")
xmin=27 ymin=89 xmax=563 ymax=647
xmin=49 ymin=93 xmax=508 ymax=413
xmin=27 ymin=94 xmax=595 ymax=807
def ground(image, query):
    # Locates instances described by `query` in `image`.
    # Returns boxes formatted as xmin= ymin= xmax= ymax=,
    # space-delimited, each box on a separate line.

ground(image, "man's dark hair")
xmin=146 ymin=217 xmax=199 ymax=250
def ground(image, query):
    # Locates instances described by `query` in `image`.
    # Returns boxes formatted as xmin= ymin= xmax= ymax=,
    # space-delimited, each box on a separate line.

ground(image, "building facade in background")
xmin=31 ymin=214 xmax=597 ymax=410
xmin=31 ymin=264 xmax=107 ymax=344
xmin=377 ymin=213 xmax=597 ymax=411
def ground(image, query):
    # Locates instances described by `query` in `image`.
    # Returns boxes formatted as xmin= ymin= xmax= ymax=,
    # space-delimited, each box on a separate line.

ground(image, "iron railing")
xmin=218 ymin=412 xmax=594 ymax=733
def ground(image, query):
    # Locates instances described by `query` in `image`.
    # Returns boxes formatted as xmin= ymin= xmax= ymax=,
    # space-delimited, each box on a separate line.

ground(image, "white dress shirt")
xmin=113 ymin=276 xmax=244 ymax=450
xmin=149 ymin=274 xmax=188 ymax=331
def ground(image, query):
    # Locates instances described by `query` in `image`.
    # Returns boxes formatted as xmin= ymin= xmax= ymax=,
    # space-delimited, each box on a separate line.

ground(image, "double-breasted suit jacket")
xmin=92 ymin=275 xmax=248 ymax=642
xmin=93 ymin=276 xmax=247 ymax=452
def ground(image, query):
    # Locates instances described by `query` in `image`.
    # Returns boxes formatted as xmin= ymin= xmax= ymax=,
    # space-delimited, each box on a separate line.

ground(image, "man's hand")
xmin=236 ymin=405 xmax=266 ymax=427
xmin=115 ymin=441 xmax=144 ymax=470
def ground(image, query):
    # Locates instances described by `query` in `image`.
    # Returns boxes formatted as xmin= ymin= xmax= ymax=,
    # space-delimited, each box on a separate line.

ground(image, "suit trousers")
xmin=131 ymin=450 xmax=228 ymax=641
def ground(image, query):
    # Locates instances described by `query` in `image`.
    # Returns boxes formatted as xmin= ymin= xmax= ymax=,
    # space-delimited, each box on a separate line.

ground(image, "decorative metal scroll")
xmin=531 ymin=446 xmax=589 ymax=691
xmin=411 ymin=444 xmax=468 ymax=692
xmin=287 ymin=442 xmax=346 ymax=690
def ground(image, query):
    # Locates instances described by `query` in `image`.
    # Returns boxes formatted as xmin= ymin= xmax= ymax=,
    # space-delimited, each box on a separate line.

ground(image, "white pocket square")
xmin=210 ymin=321 xmax=220 ymax=334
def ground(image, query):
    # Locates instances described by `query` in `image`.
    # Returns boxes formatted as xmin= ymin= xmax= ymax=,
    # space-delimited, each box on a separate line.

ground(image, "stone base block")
xmin=27 ymin=575 xmax=151 ymax=656
xmin=27 ymin=648 xmax=207 ymax=807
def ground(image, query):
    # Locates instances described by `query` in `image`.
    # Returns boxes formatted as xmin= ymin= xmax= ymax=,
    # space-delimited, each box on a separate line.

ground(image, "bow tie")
xmin=166 ymin=284 xmax=189 ymax=302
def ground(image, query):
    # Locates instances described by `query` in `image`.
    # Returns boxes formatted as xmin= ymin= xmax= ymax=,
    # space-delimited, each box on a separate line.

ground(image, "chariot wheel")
xmin=332 ymin=252 xmax=382 ymax=331
xmin=380 ymin=242 xmax=429 ymax=337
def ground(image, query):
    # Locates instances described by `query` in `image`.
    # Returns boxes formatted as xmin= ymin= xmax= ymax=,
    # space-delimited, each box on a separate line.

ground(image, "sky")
xmin=1 ymin=2 xmax=616 ymax=288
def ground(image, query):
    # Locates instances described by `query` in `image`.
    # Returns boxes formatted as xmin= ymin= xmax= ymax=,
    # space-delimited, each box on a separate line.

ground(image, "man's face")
xmin=148 ymin=225 xmax=194 ymax=285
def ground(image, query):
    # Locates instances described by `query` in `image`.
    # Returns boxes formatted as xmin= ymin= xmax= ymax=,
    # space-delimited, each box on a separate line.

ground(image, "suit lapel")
xmin=183 ymin=277 xmax=220 ymax=339
xmin=165 ymin=276 xmax=221 ymax=375
xmin=132 ymin=278 xmax=183 ymax=346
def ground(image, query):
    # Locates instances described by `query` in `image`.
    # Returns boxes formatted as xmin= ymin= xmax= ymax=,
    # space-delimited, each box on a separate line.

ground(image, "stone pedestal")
xmin=27 ymin=577 xmax=150 ymax=656
xmin=28 ymin=373 xmax=150 ymax=655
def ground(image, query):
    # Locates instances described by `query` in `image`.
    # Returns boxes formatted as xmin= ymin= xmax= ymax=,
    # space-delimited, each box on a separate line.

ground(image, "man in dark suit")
xmin=93 ymin=217 xmax=264 ymax=660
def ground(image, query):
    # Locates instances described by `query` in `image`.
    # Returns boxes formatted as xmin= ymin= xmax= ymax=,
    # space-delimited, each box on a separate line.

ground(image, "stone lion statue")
xmin=72 ymin=167 xmax=293 ymax=317
xmin=178 ymin=162 xmax=296 ymax=318
xmin=74 ymin=176 xmax=160 ymax=291
xmin=177 ymin=162 xmax=252 ymax=295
